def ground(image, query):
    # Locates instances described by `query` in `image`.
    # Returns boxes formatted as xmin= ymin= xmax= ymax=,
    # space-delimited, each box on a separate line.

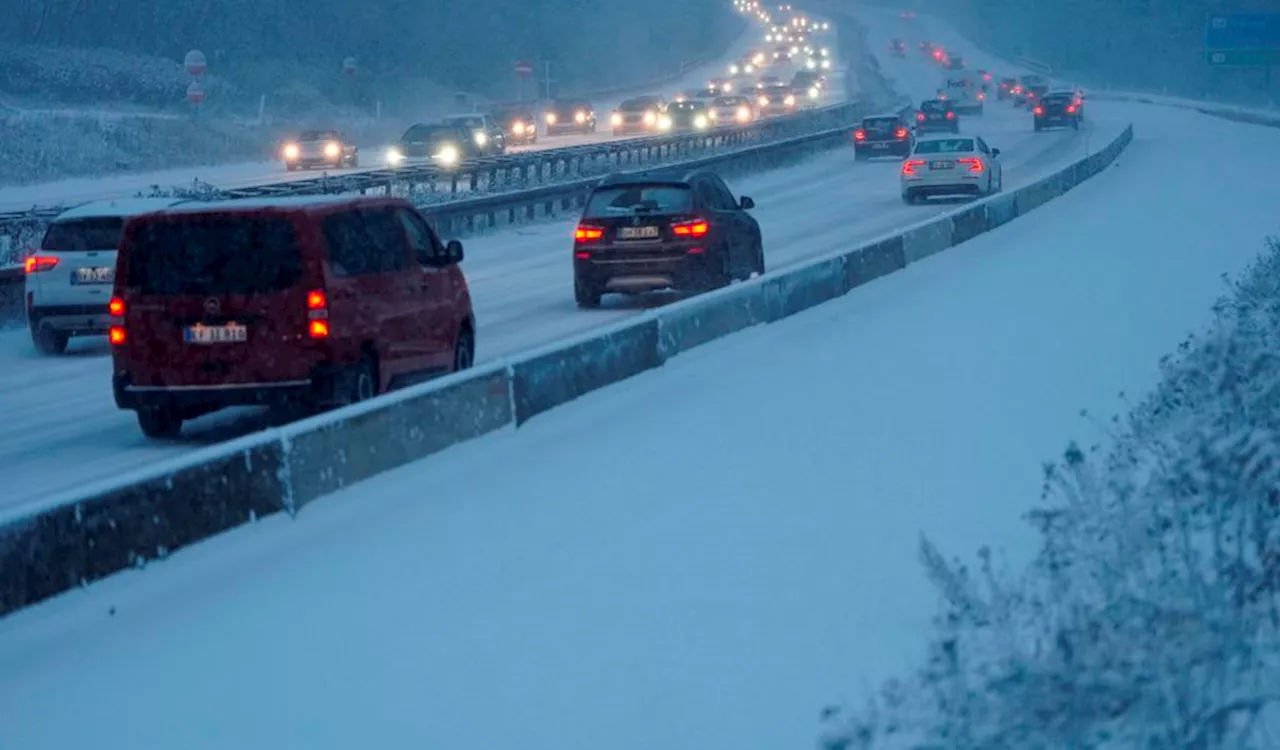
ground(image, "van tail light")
xmin=671 ymin=219 xmax=710 ymax=237
xmin=24 ymin=255 xmax=58 ymax=274
xmin=108 ymin=326 xmax=127 ymax=345
xmin=306 ymin=288 xmax=329 ymax=338
xmin=575 ymin=224 xmax=605 ymax=243
xmin=957 ymin=157 xmax=984 ymax=173
xmin=902 ymin=159 xmax=925 ymax=175
xmin=1033 ymin=106 xmax=1044 ymax=115
xmin=107 ymin=296 xmax=126 ymax=345
xmin=108 ymin=296 xmax=126 ymax=317
xmin=895 ymin=127 xmax=908 ymax=138
xmin=854 ymin=128 xmax=866 ymax=140
xmin=945 ymin=111 xmax=956 ymax=119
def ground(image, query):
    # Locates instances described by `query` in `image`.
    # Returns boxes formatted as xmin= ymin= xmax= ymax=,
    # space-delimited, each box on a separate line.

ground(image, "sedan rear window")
xmin=914 ymin=139 xmax=975 ymax=154
xmin=920 ymin=101 xmax=949 ymax=113
xmin=585 ymin=185 xmax=693 ymax=217
xmin=862 ymin=117 xmax=899 ymax=129
xmin=125 ymin=215 xmax=302 ymax=296
xmin=42 ymin=217 xmax=125 ymax=252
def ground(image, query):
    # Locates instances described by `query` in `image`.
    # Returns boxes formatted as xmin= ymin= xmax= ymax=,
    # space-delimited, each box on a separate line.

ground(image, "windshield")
xmin=619 ymin=99 xmax=658 ymax=112
xmin=42 ymin=217 xmax=125 ymax=251
xmin=921 ymin=101 xmax=949 ymax=112
xmin=862 ymin=117 xmax=899 ymax=130
xmin=402 ymin=125 xmax=454 ymax=143
xmin=913 ymin=138 xmax=975 ymax=154
xmin=298 ymin=130 xmax=339 ymax=141
xmin=668 ymin=102 xmax=705 ymax=112
xmin=125 ymin=215 xmax=302 ymax=295
xmin=584 ymin=184 xmax=692 ymax=216
xmin=713 ymin=97 xmax=746 ymax=107
xmin=551 ymin=100 xmax=589 ymax=111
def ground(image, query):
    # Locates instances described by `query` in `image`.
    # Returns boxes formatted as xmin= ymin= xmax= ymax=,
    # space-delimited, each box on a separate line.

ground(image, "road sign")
xmin=514 ymin=60 xmax=534 ymax=77
xmin=186 ymin=81 xmax=205 ymax=104
xmin=342 ymin=56 xmax=357 ymax=75
xmin=1205 ymin=13 xmax=1280 ymax=50
xmin=1207 ymin=49 xmax=1280 ymax=66
xmin=184 ymin=50 xmax=207 ymax=77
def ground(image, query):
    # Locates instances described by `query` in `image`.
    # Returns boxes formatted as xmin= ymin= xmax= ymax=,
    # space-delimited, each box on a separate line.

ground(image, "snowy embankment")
xmin=822 ymin=238 xmax=1280 ymax=749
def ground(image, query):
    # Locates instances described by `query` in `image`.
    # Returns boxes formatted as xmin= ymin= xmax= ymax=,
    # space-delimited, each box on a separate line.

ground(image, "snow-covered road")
xmin=0 ymin=34 xmax=1115 ymax=516
xmin=3 ymin=7 xmax=1280 ymax=750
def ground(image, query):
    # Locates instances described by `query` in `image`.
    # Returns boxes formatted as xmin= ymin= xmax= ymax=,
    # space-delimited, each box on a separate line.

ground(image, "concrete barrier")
xmin=281 ymin=364 xmax=515 ymax=513
xmin=0 ymin=122 xmax=1137 ymax=621
xmin=901 ymin=218 xmax=953 ymax=264
xmin=511 ymin=318 xmax=663 ymax=426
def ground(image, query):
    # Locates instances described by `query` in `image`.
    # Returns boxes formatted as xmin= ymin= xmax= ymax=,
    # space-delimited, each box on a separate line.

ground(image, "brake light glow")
xmin=916 ymin=112 xmax=925 ymax=121
xmin=574 ymin=251 xmax=591 ymax=260
xmin=1033 ymin=106 xmax=1044 ymax=115
xmin=977 ymin=92 xmax=986 ymax=100
xmin=24 ymin=255 xmax=58 ymax=274
xmin=108 ymin=296 xmax=126 ymax=316
xmin=306 ymin=289 xmax=327 ymax=310
xmin=895 ymin=127 xmax=908 ymax=138
xmin=957 ymin=157 xmax=983 ymax=173
xmin=108 ymin=326 xmax=127 ymax=345
xmin=902 ymin=159 xmax=925 ymax=175
xmin=854 ymin=129 xmax=866 ymax=140
xmin=309 ymin=319 xmax=330 ymax=339
xmin=1067 ymin=104 xmax=1077 ymax=113
xmin=945 ymin=111 xmax=955 ymax=119
xmin=671 ymin=220 xmax=710 ymax=237
xmin=575 ymin=224 xmax=605 ymax=242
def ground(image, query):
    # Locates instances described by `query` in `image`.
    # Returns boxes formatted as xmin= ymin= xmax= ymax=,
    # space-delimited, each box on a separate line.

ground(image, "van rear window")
xmin=585 ymin=185 xmax=693 ymax=217
xmin=42 ymin=218 xmax=124 ymax=252
xmin=125 ymin=215 xmax=302 ymax=295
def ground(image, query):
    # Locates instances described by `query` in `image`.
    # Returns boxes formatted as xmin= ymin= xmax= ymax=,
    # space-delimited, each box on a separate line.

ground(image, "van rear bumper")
xmin=113 ymin=373 xmax=319 ymax=412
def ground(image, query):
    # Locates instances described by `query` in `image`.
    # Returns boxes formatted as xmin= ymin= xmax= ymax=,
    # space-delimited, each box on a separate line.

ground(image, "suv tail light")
xmin=24 ymin=256 xmax=58 ymax=274
xmin=895 ymin=127 xmax=908 ymax=138
xmin=945 ymin=111 xmax=956 ymax=119
xmin=671 ymin=219 xmax=710 ymax=237
xmin=854 ymin=128 xmax=866 ymax=140
xmin=1066 ymin=104 xmax=1077 ymax=114
xmin=108 ymin=295 xmax=127 ymax=346
xmin=957 ymin=157 xmax=983 ymax=173
xmin=902 ymin=159 xmax=924 ymax=175
xmin=1033 ymin=106 xmax=1044 ymax=115
xmin=108 ymin=296 xmax=126 ymax=316
xmin=575 ymin=224 xmax=605 ymax=243
xmin=306 ymin=288 xmax=330 ymax=338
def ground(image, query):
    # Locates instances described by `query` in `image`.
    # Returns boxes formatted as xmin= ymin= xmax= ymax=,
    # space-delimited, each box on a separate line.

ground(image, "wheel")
xmin=1071 ymin=118 xmax=1079 ymax=130
xmin=854 ymin=149 xmax=867 ymax=161
xmin=137 ymin=408 xmax=182 ymax=439
xmin=574 ymin=277 xmax=602 ymax=308
xmin=1034 ymin=121 xmax=1042 ymax=132
xmin=333 ymin=354 xmax=378 ymax=407
xmin=286 ymin=163 xmax=297 ymax=171
xmin=902 ymin=191 xmax=918 ymax=205
xmin=31 ymin=325 xmax=68 ymax=355
xmin=348 ymin=155 xmax=359 ymax=168
xmin=453 ymin=326 xmax=475 ymax=372
xmin=751 ymin=239 xmax=765 ymax=278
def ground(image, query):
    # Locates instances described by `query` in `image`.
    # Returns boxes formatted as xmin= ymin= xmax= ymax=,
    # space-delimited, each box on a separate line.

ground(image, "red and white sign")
xmin=186 ymin=81 xmax=205 ymax=104
xmin=184 ymin=50 xmax=207 ymax=77
xmin=514 ymin=60 xmax=534 ymax=77
xmin=343 ymin=56 xmax=358 ymax=75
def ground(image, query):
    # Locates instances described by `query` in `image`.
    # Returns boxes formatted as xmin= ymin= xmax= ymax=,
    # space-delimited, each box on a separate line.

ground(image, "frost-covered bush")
xmin=823 ymin=238 xmax=1280 ymax=750
xmin=0 ymin=112 xmax=270 ymax=186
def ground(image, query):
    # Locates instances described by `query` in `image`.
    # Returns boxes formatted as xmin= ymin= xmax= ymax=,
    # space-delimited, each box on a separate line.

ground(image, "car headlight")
xmin=323 ymin=141 xmax=341 ymax=159
xmin=694 ymin=114 xmax=708 ymax=129
xmin=765 ymin=34 xmax=773 ymax=42
xmin=574 ymin=111 xmax=586 ymax=123
xmin=737 ymin=106 xmax=751 ymax=121
xmin=722 ymin=82 xmax=733 ymax=92
xmin=758 ymin=95 xmax=769 ymax=106
xmin=545 ymin=112 xmax=557 ymax=125
xmin=643 ymin=111 xmax=657 ymax=125
xmin=282 ymin=143 xmax=300 ymax=160
xmin=384 ymin=146 xmax=404 ymax=166
xmin=513 ymin=122 xmax=526 ymax=135
xmin=657 ymin=115 xmax=672 ymax=131
xmin=729 ymin=63 xmax=740 ymax=75
xmin=806 ymin=58 xmax=817 ymax=69
xmin=611 ymin=112 xmax=623 ymax=126
xmin=791 ymin=46 xmax=799 ymax=54
xmin=744 ymin=64 xmax=755 ymax=73
xmin=474 ymin=132 xmax=487 ymax=146
xmin=708 ymin=109 xmax=718 ymax=120
xmin=809 ymin=87 xmax=819 ymax=99
xmin=821 ymin=59 xmax=831 ymax=69
xmin=434 ymin=145 xmax=460 ymax=165
xmin=784 ymin=94 xmax=796 ymax=106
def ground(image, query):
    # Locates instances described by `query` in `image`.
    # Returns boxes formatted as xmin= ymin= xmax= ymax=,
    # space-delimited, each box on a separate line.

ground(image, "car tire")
xmin=453 ymin=325 xmax=475 ymax=372
xmin=1034 ymin=121 xmax=1042 ymax=132
xmin=854 ymin=149 xmax=867 ymax=161
xmin=286 ymin=163 xmax=297 ymax=172
xmin=575 ymin=277 xmax=602 ymax=309
xmin=31 ymin=325 xmax=68 ymax=355
xmin=1071 ymin=118 xmax=1080 ymax=130
xmin=334 ymin=354 xmax=378 ymax=408
xmin=349 ymin=155 xmax=359 ymax=168
xmin=137 ymin=408 xmax=182 ymax=439
xmin=752 ymin=238 xmax=766 ymax=278
xmin=902 ymin=191 xmax=917 ymax=205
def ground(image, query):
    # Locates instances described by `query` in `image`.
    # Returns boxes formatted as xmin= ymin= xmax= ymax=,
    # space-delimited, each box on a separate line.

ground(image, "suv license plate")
xmin=72 ymin=266 xmax=113 ymax=285
xmin=618 ymin=226 xmax=660 ymax=240
xmin=184 ymin=323 xmax=248 ymax=344
xmin=930 ymin=160 xmax=954 ymax=170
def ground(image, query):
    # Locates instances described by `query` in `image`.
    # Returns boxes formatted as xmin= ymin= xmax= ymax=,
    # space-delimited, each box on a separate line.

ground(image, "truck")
xmin=939 ymin=72 xmax=984 ymax=115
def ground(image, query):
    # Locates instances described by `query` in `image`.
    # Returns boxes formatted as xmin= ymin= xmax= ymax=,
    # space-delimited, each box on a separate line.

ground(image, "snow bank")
xmin=823 ymin=237 xmax=1280 ymax=749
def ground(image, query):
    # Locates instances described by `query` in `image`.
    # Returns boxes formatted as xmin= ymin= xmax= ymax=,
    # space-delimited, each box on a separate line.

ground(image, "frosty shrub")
xmin=823 ymin=238 xmax=1280 ymax=750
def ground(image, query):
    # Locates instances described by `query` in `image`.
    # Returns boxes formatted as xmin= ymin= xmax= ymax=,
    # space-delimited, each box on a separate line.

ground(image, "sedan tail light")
xmin=24 ymin=255 xmax=58 ymax=274
xmin=1033 ymin=106 xmax=1044 ymax=115
xmin=945 ymin=111 xmax=956 ymax=119
xmin=671 ymin=219 xmax=710 ymax=237
xmin=1066 ymin=104 xmax=1077 ymax=114
xmin=902 ymin=159 xmax=925 ymax=175
xmin=915 ymin=112 xmax=926 ymax=121
xmin=854 ymin=128 xmax=866 ymax=140
xmin=895 ymin=127 xmax=908 ymax=138
xmin=575 ymin=224 xmax=605 ymax=242
xmin=957 ymin=157 xmax=983 ymax=173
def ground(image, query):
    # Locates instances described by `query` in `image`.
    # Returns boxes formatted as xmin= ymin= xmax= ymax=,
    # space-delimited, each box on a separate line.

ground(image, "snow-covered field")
xmin=0 ymin=41 xmax=1118 ymax=519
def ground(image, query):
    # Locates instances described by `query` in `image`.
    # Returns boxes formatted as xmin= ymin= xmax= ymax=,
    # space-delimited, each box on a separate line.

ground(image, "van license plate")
xmin=72 ymin=266 xmax=113 ymax=285
xmin=618 ymin=226 xmax=660 ymax=240
xmin=184 ymin=323 xmax=248 ymax=344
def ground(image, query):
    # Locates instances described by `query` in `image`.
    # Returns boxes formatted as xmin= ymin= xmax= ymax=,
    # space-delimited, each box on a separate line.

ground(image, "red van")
xmin=110 ymin=195 xmax=475 ymax=438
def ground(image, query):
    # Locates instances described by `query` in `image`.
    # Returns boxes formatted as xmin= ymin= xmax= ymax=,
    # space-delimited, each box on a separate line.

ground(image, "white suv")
xmin=25 ymin=198 xmax=187 ymax=354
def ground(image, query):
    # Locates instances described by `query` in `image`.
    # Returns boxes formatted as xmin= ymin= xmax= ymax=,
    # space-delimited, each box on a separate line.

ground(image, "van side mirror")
xmin=445 ymin=239 xmax=464 ymax=264
xmin=739 ymin=196 xmax=755 ymax=210
xmin=991 ymin=148 xmax=1001 ymax=158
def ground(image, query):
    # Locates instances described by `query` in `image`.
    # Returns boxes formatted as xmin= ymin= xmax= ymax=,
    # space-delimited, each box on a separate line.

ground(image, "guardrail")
xmin=0 ymin=117 xmax=1136 ymax=620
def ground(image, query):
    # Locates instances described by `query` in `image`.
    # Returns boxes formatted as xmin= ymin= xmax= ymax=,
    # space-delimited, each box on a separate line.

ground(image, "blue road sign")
xmin=1206 ymin=13 xmax=1280 ymax=50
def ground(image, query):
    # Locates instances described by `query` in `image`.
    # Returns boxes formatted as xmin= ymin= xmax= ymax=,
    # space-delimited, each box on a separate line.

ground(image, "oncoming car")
xmin=384 ymin=123 xmax=477 ymax=168
xmin=440 ymin=113 xmax=507 ymax=156
xmin=109 ymin=195 xmax=475 ymax=438
xmin=281 ymin=130 xmax=359 ymax=171
xmin=545 ymin=99 xmax=597 ymax=135
xmin=571 ymin=169 xmax=763 ymax=308
xmin=710 ymin=96 xmax=755 ymax=124
xmin=756 ymin=83 xmax=798 ymax=116
xmin=900 ymin=135 xmax=1003 ymax=204
xmin=24 ymin=198 xmax=188 ymax=355
xmin=665 ymin=100 xmax=713 ymax=132
xmin=490 ymin=103 xmax=538 ymax=145
xmin=610 ymin=95 xmax=668 ymax=136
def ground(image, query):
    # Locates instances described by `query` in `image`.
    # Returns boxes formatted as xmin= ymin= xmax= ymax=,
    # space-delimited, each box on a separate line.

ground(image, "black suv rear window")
xmin=42 ymin=217 xmax=124 ymax=252
xmin=585 ymin=185 xmax=693 ymax=217
xmin=126 ymin=215 xmax=302 ymax=295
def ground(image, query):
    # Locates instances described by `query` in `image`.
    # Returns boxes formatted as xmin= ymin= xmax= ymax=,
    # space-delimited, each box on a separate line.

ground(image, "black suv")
xmin=915 ymin=99 xmax=959 ymax=134
xmin=490 ymin=104 xmax=538 ymax=145
xmin=545 ymin=99 xmax=597 ymax=135
xmin=1034 ymin=91 xmax=1082 ymax=131
xmin=854 ymin=114 xmax=914 ymax=158
xmin=571 ymin=169 xmax=763 ymax=308
xmin=440 ymin=113 xmax=507 ymax=156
